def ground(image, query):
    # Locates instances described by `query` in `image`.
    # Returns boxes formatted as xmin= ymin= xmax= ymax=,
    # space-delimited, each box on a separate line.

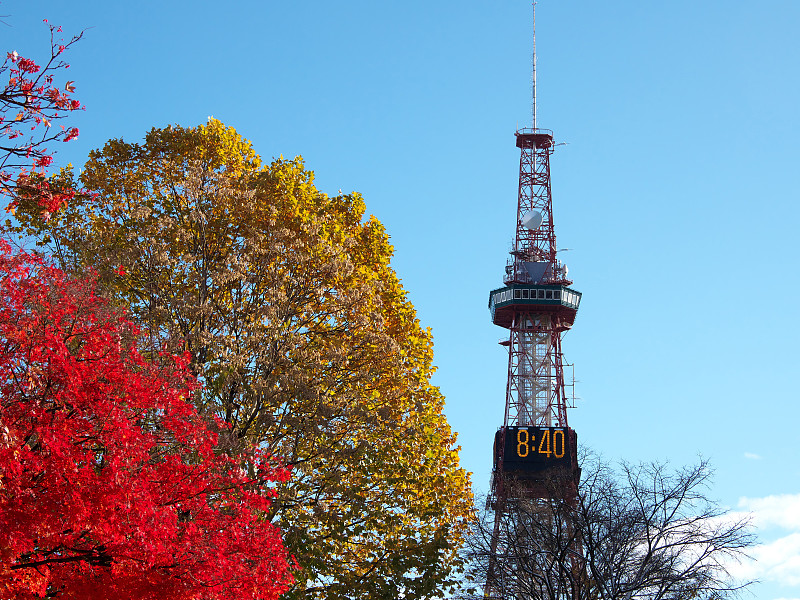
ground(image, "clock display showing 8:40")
xmin=496 ymin=426 xmax=576 ymax=473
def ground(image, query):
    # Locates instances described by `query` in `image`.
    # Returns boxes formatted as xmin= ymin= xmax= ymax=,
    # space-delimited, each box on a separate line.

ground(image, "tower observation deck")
xmin=482 ymin=7 xmax=583 ymax=599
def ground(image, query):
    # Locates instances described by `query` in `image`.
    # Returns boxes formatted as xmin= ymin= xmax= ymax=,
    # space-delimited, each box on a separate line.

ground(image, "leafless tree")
xmin=460 ymin=455 xmax=755 ymax=600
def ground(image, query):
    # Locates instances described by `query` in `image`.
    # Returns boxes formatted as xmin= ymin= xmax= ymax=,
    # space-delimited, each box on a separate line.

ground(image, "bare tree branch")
xmin=459 ymin=453 xmax=755 ymax=600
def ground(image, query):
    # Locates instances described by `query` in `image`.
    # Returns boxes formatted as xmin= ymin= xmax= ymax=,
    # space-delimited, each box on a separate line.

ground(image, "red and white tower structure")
xmin=484 ymin=4 xmax=582 ymax=597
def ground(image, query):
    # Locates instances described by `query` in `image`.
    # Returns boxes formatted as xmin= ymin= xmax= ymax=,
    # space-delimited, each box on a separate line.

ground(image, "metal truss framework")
xmin=504 ymin=130 xmax=571 ymax=431
xmin=484 ymin=129 xmax=580 ymax=599
xmin=486 ymin=492 xmax=584 ymax=600
xmin=507 ymin=130 xmax=559 ymax=286
xmin=504 ymin=311 xmax=569 ymax=429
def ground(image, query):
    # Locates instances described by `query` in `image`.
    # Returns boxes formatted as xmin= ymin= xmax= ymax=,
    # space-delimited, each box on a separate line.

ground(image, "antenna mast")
xmin=532 ymin=1 xmax=537 ymax=129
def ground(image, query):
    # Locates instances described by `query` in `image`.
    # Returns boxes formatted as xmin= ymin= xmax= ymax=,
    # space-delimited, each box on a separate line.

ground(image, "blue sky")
xmin=5 ymin=1 xmax=800 ymax=597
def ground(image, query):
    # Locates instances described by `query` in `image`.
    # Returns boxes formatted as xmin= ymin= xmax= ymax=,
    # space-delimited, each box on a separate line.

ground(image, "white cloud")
xmin=747 ymin=533 xmax=800 ymax=586
xmin=744 ymin=452 xmax=762 ymax=460
xmin=739 ymin=494 xmax=800 ymax=530
xmin=733 ymin=494 xmax=800 ymax=589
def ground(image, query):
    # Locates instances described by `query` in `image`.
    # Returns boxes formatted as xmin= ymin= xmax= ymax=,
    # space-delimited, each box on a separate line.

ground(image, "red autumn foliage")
xmin=1 ymin=21 xmax=84 ymax=215
xmin=0 ymin=243 xmax=293 ymax=599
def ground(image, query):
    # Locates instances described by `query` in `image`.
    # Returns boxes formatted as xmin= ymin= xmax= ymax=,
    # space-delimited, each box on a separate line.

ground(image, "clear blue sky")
xmin=5 ymin=1 xmax=800 ymax=597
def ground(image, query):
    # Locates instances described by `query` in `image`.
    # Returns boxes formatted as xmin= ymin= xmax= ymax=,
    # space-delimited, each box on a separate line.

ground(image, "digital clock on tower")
xmin=496 ymin=426 xmax=575 ymax=473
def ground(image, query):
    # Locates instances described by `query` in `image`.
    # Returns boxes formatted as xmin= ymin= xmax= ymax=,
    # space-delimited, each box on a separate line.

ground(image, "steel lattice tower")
xmin=483 ymin=4 xmax=582 ymax=598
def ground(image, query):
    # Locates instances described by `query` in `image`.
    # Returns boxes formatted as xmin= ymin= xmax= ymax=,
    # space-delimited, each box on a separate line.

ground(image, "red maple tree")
xmin=0 ymin=244 xmax=293 ymax=599
xmin=1 ymin=21 xmax=83 ymax=217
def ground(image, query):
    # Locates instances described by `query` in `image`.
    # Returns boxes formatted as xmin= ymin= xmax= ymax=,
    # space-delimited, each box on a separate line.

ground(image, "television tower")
xmin=484 ymin=3 xmax=582 ymax=597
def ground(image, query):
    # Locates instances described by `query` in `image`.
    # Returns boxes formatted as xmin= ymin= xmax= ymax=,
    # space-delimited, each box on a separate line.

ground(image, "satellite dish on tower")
xmin=521 ymin=210 xmax=543 ymax=231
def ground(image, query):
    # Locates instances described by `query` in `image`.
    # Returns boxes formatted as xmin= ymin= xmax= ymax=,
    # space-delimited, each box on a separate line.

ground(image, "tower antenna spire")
xmin=532 ymin=1 xmax=537 ymax=129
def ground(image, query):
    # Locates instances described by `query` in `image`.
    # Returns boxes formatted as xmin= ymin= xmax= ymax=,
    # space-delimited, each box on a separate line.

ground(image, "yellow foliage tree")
xmin=13 ymin=120 xmax=473 ymax=599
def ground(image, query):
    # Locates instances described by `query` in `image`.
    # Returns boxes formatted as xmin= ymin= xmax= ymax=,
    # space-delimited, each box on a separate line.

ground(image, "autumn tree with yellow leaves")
xmin=12 ymin=119 xmax=473 ymax=599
